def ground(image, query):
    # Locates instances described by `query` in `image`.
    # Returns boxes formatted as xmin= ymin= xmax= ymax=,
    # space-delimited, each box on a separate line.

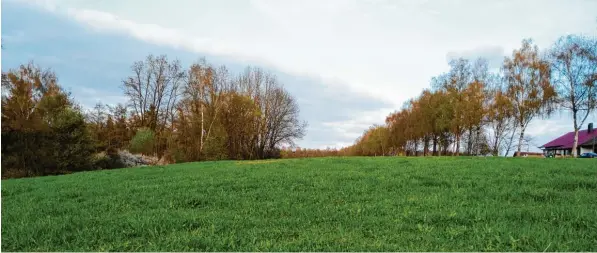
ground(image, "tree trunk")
xmin=200 ymin=102 xmax=204 ymax=153
xmin=504 ymin=123 xmax=517 ymax=157
xmin=572 ymin=117 xmax=579 ymax=157
xmin=432 ymin=135 xmax=438 ymax=156
xmin=475 ymin=125 xmax=481 ymax=156
xmin=517 ymin=123 xmax=525 ymax=154
xmin=423 ymin=135 xmax=430 ymax=156
xmin=492 ymin=137 xmax=499 ymax=156
xmin=467 ymin=127 xmax=473 ymax=155
xmin=455 ymin=133 xmax=460 ymax=156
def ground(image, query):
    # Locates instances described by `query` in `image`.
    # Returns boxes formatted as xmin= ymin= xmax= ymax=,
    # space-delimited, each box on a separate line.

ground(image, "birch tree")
xmin=503 ymin=39 xmax=557 ymax=154
xmin=549 ymin=35 xmax=597 ymax=156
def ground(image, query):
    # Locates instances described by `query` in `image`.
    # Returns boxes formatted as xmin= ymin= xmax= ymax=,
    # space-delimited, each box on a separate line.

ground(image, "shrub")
xmin=116 ymin=150 xmax=158 ymax=167
xmin=129 ymin=127 xmax=155 ymax=155
xmin=1 ymin=108 xmax=95 ymax=176
xmin=117 ymin=150 xmax=146 ymax=167
xmin=50 ymin=109 xmax=95 ymax=172
xmin=92 ymin=152 xmax=125 ymax=170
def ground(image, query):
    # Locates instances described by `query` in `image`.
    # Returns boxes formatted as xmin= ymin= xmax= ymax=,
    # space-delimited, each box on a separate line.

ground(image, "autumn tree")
xmin=417 ymin=90 xmax=436 ymax=156
xmin=122 ymin=54 xmax=185 ymax=155
xmin=1 ymin=62 xmax=94 ymax=176
xmin=86 ymin=102 xmax=109 ymax=152
xmin=486 ymin=87 xmax=515 ymax=156
xmin=172 ymin=61 xmax=306 ymax=161
xmin=432 ymin=59 xmax=476 ymax=155
xmin=385 ymin=110 xmax=406 ymax=155
xmin=108 ymin=103 xmax=131 ymax=151
xmin=429 ymin=88 xmax=454 ymax=155
xmin=357 ymin=124 xmax=390 ymax=156
xmin=465 ymin=59 xmax=491 ymax=155
xmin=386 ymin=106 xmax=414 ymax=156
xmin=174 ymin=59 xmax=229 ymax=160
xmin=234 ymin=67 xmax=307 ymax=158
xmin=549 ymin=35 xmax=597 ymax=156
xmin=221 ymin=92 xmax=261 ymax=159
xmin=503 ymin=39 xmax=557 ymax=154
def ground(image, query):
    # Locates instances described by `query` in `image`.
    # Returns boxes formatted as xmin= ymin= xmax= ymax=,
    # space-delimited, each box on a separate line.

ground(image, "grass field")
xmin=2 ymin=157 xmax=596 ymax=251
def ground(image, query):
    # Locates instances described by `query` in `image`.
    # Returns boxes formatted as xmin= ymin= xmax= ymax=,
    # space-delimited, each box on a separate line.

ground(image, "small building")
xmin=540 ymin=123 xmax=597 ymax=156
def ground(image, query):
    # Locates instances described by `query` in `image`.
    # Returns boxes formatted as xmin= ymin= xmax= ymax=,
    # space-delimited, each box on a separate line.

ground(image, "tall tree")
xmin=85 ymin=102 xmax=108 ymax=152
xmin=503 ymin=39 xmax=557 ymax=154
xmin=172 ymin=61 xmax=307 ymax=161
xmin=221 ymin=92 xmax=261 ymax=159
xmin=235 ymin=67 xmax=307 ymax=158
xmin=549 ymin=35 xmax=597 ymax=156
xmin=487 ymin=88 xmax=515 ymax=156
xmin=2 ymin=62 xmax=93 ymax=175
xmin=433 ymin=59 xmax=473 ymax=155
xmin=463 ymin=80 xmax=486 ymax=155
xmin=468 ymin=59 xmax=491 ymax=155
xmin=109 ymin=103 xmax=131 ymax=151
xmin=122 ymin=55 xmax=185 ymax=132
xmin=179 ymin=60 xmax=228 ymax=159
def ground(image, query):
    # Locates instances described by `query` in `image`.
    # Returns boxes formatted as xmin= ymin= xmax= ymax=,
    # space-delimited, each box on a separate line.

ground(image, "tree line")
xmin=2 ymin=34 xmax=595 ymax=177
xmin=2 ymin=56 xmax=307 ymax=177
xmin=348 ymin=36 xmax=597 ymax=157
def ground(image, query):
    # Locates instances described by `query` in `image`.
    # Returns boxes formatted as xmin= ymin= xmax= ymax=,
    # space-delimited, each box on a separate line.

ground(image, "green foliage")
xmin=49 ymin=109 xmax=95 ymax=172
xmin=91 ymin=152 xmax=125 ymax=170
xmin=2 ymin=157 xmax=596 ymax=251
xmin=1 ymin=63 xmax=95 ymax=176
xmin=129 ymin=127 xmax=156 ymax=155
xmin=200 ymin=123 xmax=229 ymax=161
xmin=1 ymin=108 xmax=95 ymax=175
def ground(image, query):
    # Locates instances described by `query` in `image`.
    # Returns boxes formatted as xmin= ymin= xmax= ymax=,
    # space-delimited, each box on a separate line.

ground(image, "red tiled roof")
xmin=541 ymin=129 xmax=597 ymax=149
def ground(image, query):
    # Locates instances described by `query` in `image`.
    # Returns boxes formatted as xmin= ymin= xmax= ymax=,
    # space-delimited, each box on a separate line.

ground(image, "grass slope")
xmin=2 ymin=157 xmax=596 ymax=251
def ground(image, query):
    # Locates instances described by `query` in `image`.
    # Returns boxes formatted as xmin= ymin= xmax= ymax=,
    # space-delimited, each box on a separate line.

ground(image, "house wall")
xmin=543 ymin=148 xmax=572 ymax=156
xmin=580 ymin=147 xmax=593 ymax=154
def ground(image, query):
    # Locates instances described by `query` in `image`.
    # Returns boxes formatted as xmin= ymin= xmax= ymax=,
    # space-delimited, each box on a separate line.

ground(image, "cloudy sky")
xmin=2 ymin=0 xmax=597 ymax=150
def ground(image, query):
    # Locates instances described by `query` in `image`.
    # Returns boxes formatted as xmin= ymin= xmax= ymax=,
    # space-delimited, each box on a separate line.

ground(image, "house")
xmin=540 ymin=123 xmax=597 ymax=156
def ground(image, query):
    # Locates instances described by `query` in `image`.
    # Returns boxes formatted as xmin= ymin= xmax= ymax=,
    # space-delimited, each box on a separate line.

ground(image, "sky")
xmin=2 ymin=0 xmax=597 ymax=151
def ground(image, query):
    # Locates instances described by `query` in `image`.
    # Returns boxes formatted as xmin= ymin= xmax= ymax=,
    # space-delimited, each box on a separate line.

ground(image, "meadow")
xmin=1 ymin=157 xmax=596 ymax=251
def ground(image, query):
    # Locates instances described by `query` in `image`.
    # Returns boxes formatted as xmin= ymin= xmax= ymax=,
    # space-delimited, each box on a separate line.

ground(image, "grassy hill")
xmin=1 ymin=157 xmax=596 ymax=251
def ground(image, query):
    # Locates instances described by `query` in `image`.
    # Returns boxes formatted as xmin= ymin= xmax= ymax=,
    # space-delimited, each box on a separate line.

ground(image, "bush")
xmin=263 ymin=148 xmax=282 ymax=159
xmin=129 ymin=128 xmax=155 ymax=155
xmin=117 ymin=150 xmax=146 ymax=167
xmin=1 ymin=130 xmax=53 ymax=176
xmin=1 ymin=109 xmax=95 ymax=176
xmin=92 ymin=152 xmax=125 ymax=170
xmin=50 ymin=109 xmax=95 ymax=172
xmin=169 ymin=148 xmax=188 ymax=163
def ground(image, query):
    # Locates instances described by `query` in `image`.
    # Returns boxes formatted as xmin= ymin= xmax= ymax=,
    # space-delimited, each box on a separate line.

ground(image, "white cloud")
xmin=70 ymin=86 xmax=128 ymax=111
xmin=322 ymin=108 xmax=393 ymax=140
xmin=31 ymin=0 xmax=595 ymax=106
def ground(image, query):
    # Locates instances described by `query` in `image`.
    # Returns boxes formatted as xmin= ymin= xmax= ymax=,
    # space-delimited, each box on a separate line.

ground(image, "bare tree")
xmin=234 ymin=67 xmax=307 ymax=158
xmin=122 ymin=54 xmax=185 ymax=131
xmin=550 ymin=35 xmax=597 ymax=156
xmin=85 ymin=103 xmax=107 ymax=126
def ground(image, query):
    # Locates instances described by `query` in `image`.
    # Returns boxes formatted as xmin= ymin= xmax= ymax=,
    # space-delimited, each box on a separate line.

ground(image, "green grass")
xmin=2 ymin=157 xmax=596 ymax=251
